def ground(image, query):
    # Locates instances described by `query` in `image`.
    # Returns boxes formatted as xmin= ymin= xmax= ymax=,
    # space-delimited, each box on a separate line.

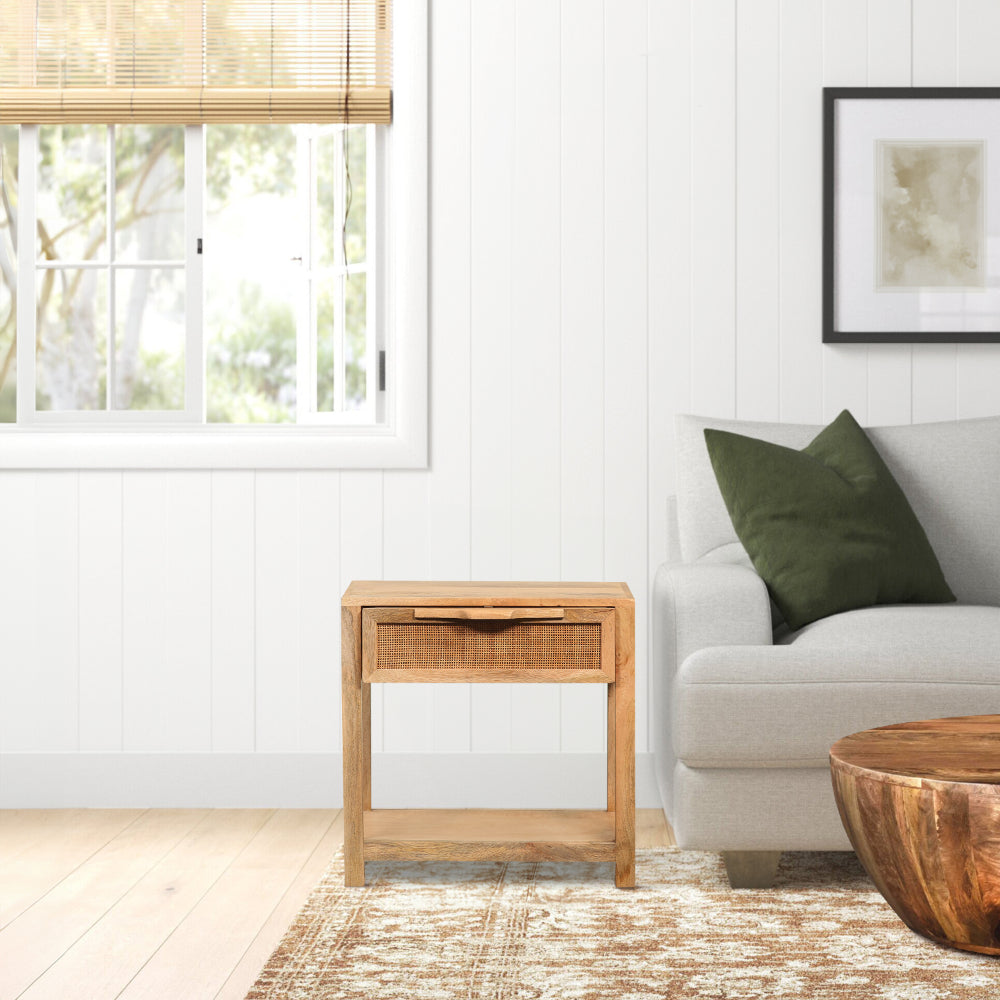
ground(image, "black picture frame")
xmin=823 ymin=87 xmax=1000 ymax=344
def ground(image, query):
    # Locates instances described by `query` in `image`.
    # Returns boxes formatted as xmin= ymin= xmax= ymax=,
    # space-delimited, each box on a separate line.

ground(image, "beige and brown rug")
xmin=247 ymin=849 xmax=1000 ymax=999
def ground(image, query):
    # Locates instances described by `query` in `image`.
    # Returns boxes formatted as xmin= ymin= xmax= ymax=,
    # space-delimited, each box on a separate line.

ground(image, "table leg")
xmin=362 ymin=681 xmax=372 ymax=811
xmin=607 ymin=682 xmax=616 ymax=813
xmin=614 ymin=603 xmax=635 ymax=888
xmin=342 ymin=605 xmax=365 ymax=886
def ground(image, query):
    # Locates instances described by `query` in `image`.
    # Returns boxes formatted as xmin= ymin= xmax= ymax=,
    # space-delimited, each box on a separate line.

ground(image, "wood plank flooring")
xmin=0 ymin=807 xmax=673 ymax=1000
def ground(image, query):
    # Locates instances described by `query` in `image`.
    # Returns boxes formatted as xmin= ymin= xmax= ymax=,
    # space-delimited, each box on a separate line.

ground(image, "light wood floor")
xmin=0 ymin=808 xmax=674 ymax=1000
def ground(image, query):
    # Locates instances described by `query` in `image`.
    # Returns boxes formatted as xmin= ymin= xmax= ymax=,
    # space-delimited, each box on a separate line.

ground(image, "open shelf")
xmin=363 ymin=808 xmax=617 ymax=863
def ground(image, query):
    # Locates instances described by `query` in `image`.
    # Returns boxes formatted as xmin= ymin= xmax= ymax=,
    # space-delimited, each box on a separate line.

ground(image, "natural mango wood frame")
xmin=341 ymin=580 xmax=636 ymax=888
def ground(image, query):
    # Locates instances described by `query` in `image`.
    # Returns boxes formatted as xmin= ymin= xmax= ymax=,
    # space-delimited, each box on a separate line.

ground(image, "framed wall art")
xmin=824 ymin=87 xmax=1000 ymax=343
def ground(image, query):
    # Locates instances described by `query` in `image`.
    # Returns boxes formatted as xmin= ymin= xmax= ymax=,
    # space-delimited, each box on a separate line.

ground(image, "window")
xmin=9 ymin=121 xmax=378 ymax=425
xmin=0 ymin=0 xmax=426 ymax=468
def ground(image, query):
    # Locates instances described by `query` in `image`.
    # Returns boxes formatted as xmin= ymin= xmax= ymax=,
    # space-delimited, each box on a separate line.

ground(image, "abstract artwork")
xmin=876 ymin=141 xmax=985 ymax=290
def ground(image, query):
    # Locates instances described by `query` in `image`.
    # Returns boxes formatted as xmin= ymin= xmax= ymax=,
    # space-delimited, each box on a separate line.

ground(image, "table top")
xmin=342 ymin=580 xmax=634 ymax=607
xmin=830 ymin=715 xmax=1000 ymax=785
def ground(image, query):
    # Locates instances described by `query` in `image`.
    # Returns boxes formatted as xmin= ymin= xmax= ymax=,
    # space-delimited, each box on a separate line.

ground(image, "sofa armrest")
xmin=651 ymin=558 xmax=773 ymax=818
xmin=653 ymin=560 xmax=773 ymax=679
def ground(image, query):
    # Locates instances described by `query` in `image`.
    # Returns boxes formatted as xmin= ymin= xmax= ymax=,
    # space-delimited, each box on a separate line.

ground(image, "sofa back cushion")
xmin=676 ymin=413 xmax=1000 ymax=607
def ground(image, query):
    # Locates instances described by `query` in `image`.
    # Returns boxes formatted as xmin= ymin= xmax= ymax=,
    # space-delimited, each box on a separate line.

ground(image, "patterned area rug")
xmin=246 ymin=849 xmax=1000 ymax=999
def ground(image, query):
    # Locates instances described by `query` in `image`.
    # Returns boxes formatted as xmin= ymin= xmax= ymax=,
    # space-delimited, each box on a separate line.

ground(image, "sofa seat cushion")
xmin=673 ymin=604 xmax=1000 ymax=769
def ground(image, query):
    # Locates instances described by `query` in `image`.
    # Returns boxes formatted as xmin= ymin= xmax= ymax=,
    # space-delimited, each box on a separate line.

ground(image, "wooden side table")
xmin=341 ymin=581 xmax=635 ymax=888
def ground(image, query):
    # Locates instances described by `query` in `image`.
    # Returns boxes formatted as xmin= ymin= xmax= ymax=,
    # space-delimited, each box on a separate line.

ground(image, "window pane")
xmin=317 ymin=126 xmax=366 ymax=269
xmin=345 ymin=273 xmax=368 ymax=410
xmin=36 ymin=269 xmax=108 ymax=411
xmin=317 ymin=133 xmax=335 ymax=269
xmin=345 ymin=127 xmax=367 ymax=265
xmin=205 ymin=124 xmax=300 ymax=423
xmin=0 ymin=125 xmax=16 ymax=422
xmin=37 ymin=126 xmax=107 ymax=263
xmin=317 ymin=272 xmax=368 ymax=414
xmin=115 ymin=125 xmax=185 ymax=262
xmin=316 ymin=281 xmax=336 ymax=412
xmin=114 ymin=268 xmax=185 ymax=410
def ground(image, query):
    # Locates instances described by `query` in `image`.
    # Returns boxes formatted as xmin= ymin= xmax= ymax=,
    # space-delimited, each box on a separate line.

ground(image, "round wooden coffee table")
xmin=831 ymin=715 xmax=1000 ymax=955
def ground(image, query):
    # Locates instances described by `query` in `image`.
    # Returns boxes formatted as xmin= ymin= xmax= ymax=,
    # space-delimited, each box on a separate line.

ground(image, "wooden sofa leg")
xmin=722 ymin=851 xmax=781 ymax=889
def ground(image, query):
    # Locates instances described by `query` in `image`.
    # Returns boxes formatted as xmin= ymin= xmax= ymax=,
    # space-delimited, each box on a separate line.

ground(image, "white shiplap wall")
xmin=2 ymin=0 xmax=999 ymax=805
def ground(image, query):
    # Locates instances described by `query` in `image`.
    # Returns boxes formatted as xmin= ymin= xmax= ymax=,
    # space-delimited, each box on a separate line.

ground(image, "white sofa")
xmin=652 ymin=413 xmax=1000 ymax=887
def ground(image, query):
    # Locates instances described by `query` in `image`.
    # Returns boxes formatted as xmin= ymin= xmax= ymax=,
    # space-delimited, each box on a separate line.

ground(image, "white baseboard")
xmin=0 ymin=752 xmax=661 ymax=809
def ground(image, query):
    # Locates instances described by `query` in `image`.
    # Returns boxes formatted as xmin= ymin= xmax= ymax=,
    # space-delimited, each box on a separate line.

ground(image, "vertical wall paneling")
xmin=821 ymin=0 xmax=869 ymax=424
xmin=468 ymin=0 xmax=516 ymax=753
xmin=468 ymin=0 xmax=514 ymax=582
xmin=778 ymin=0 xmax=824 ymax=423
xmin=867 ymin=0 xmax=912 ymax=85
xmin=122 ymin=474 xmax=167 ymax=751
xmin=0 ymin=475 xmax=37 ymax=752
xmin=164 ymin=475 xmax=213 ymax=743
xmin=560 ymin=0 xmax=606 ymax=587
xmin=508 ymin=0 xmax=562 ymax=754
xmin=427 ymin=0 xmax=472 ymax=585
xmin=911 ymin=0 xmax=959 ymax=423
xmin=511 ymin=0 xmax=561 ymax=583
xmin=865 ymin=0 xmax=914 ymax=427
xmin=956 ymin=0 xmax=1000 ymax=416
xmin=426 ymin=0 xmax=473 ymax=752
xmin=338 ymin=471 xmax=384 ymax=753
xmin=646 ymin=0 xmax=693 ymax=761
xmin=735 ymin=0 xmax=781 ymax=421
xmin=647 ymin=0 xmax=692 ymax=560
xmin=957 ymin=0 xmax=1000 ymax=82
xmin=912 ymin=344 xmax=959 ymax=423
xmin=19 ymin=474 xmax=79 ymax=751
xmin=604 ymin=0 xmax=649 ymax=754
xmin=78 ymin=471 xmax=123 ymax=751
xmin=690 ymin=0 xmax=737 ymax=418
xmin=253 ymin=473 xmax=301 ymax=751
xmin=912 ymin=0 xmax=958 ymax=85
xmin=558 ymin=0 xmax=608 ymax=754
xmin=297 ymin=472 xmax=342 ymax=752
xmin=210 ymin=471 xmax=255 ymax=752
xmin=382 ymin=471 xmax=434 ymax=753
xmin=123 ymin=474 xmax=211 ymax=751
xmin=14 ymin=1 xmax=1000 ymax=807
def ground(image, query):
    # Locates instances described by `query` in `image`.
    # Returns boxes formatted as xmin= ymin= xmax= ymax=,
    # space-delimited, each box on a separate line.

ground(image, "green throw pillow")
xmin=704 ymin=410 xmax=955 ymax=631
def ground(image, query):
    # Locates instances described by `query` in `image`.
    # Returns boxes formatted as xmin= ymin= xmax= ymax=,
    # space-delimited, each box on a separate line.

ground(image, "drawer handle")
xmin=412 ymin=607 xmax=566 ymax=621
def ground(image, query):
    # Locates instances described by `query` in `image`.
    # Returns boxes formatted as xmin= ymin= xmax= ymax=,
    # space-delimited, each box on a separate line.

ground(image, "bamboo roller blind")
xmin=0 ymin=0 xmax=392 ymax=124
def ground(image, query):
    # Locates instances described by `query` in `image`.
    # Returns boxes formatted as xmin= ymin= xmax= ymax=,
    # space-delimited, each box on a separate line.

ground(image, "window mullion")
xmin=334 ymin=128 xmax=346 ymax=414
xmin=107 ymin=125 xmax=116 ymax=410
xmin=185 ymin=124 xmax=205 ymax=421
xmin=365 ymin=123 xmax=378 ymax=419
xmin=296 ymin=126 xmax=314 ymax=423
xmin=15 ymin=124 xmax=36 ymax=425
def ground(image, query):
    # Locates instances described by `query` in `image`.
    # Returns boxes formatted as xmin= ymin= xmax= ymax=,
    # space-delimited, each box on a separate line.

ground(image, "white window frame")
xmin=0 ymin=0 xmax=426 ymax=470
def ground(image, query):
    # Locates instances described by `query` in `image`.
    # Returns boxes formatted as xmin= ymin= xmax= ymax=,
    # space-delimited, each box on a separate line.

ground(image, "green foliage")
xmin=0 ymin=383 xmax=14 ymax=422
xmin=345 ymin=274 xmax=367 ymax=407
xmin=207 ymin=124 xmax=296 ymax=204
xmin=126 ymin=350 xmax=184 ymax=412
xmin=207 ymin=281 xmax=297 ymax=423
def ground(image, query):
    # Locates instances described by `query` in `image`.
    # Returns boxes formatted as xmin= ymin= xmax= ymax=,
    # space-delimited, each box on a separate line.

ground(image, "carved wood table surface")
xmin=831 ymin=715 xmax=1000 ymax=955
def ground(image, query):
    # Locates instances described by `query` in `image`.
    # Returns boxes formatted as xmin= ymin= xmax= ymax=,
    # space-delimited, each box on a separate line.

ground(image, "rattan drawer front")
xmin=362 ymin=607 xmax=615 ymax=683
xmin=379 ymin=621 xmax=599 ymax=670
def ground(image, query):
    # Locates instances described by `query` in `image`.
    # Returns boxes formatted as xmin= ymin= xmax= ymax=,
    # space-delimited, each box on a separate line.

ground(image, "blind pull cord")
xmin=342 ymin=0 xmax=352 ymax=269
